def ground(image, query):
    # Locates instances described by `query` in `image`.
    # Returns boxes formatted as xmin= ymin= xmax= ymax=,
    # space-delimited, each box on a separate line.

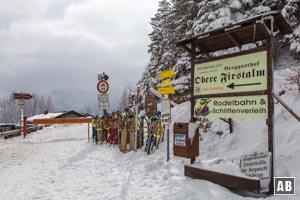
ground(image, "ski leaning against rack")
xmin=145 ymin=113 xmax=159 ymax=155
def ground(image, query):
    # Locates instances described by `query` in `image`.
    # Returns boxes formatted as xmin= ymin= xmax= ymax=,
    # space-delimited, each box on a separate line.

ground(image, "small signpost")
xmin=157 ymin=69 xmax=175 ymax=95
xmin=98 ymin=93 xmax=110 ymax=110
xmin=241 ymin=152 xmax=271 ymax=179
xmin=97 ymin=72 xmax=110 ymax=116
xmin=160 ymin=99 xmax=171 ymax=124
xmin=97 ymin=80 xmax=109 ymax=94
xmin=13 ymin=93 xmax=32 ymax=137
xmin=157 ymin=69 xmax=175 ymax=162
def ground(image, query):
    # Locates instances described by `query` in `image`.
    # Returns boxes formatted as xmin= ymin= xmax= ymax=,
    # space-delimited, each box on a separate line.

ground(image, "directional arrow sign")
xmin=157 ymin=86 xmax=175 ymax=94
xmin=227 ymin=82 xmax=261 ymax=89
xmin=193 ymin=50 xmax=267 ymax=95
xmin=160 ymin=69 xmax=174 ymax=79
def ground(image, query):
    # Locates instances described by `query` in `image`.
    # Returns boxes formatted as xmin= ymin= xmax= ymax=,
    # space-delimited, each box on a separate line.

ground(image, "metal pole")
xmin=20 ymin=104 xmax=24 ymax=134
xmin=134 ymin=96 xmax=138 ymax=152
xmin=167 ymin=124 xmax=170 ymax=162
xmin=88 ymin=123 xmax=90 ymax=142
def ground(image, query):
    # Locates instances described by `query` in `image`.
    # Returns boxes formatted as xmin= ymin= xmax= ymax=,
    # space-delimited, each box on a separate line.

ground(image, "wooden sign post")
xmin=177 ymin=12 xmax=292 ymax=193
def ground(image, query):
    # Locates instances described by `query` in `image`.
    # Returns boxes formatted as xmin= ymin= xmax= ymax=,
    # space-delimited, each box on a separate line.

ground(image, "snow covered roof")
xmin=177 ymin=11 xmax=293 ymax=54
xmin=27 ymin=110 xmax=85 ymax=122
xmin=27 ymin=112 xmax=63 ymax=122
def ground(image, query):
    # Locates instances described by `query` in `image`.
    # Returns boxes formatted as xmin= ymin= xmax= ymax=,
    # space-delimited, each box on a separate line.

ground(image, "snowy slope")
xmin=0 ymin=69 xmax=300 ymax=199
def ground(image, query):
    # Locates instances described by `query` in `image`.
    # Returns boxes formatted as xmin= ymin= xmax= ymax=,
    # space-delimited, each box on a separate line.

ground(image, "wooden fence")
xmin=0 ymin=125 xmax=44 ymax=140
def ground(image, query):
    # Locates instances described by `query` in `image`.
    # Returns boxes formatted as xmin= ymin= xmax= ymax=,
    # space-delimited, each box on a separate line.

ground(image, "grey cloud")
xmin=0 ymin=0 xmax=159 ymax=113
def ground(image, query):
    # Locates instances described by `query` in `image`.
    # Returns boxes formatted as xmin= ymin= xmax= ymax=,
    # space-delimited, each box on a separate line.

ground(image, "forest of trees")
xmin=0 ymin=92 xmax=54 ymax=124
xmin=137 ymin=0 xmax=300 ymax=101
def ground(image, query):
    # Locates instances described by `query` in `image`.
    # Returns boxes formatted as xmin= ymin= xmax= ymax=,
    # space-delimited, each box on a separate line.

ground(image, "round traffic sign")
xmin=97 ymin=80 xmax=109 ymax=94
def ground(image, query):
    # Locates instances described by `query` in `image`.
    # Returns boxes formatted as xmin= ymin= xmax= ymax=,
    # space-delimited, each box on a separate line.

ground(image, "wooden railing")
xmin=0 ymin=125 xmax=45 ymax=139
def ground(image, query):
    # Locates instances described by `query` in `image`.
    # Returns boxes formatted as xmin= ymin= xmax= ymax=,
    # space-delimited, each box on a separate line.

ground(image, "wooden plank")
xmin=0 ymin=125 xmax=45 ymax=139
xmin=185 ymin=165 xmax=261 ymax=193
xmin=0 ymin=129 xmax=22 ymax=138
xmin=33 ymin=118 xmax=92 ymax=124
xmin=120 ymin=129 xmax=127 ymax=153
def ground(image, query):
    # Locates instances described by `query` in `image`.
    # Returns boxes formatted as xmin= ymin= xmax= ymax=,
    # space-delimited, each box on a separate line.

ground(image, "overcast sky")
xmin=0 ymin=0 xmax=159 ymax=113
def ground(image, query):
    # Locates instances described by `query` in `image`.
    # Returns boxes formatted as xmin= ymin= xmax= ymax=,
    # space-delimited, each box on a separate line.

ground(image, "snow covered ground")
xmin=1 ymin=68 xmax=300 ymax=199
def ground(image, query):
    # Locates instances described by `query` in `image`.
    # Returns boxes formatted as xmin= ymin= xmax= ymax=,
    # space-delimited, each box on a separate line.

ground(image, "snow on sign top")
xmin=97 ymin=80 xmax=109 ymax=94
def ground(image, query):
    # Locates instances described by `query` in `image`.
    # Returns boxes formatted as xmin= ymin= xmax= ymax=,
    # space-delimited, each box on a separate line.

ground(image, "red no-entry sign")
xmin=97 ymin=80 xmax=109 ymax=94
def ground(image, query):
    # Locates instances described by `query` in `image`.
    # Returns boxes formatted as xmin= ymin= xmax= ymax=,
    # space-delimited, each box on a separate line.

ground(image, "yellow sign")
xmin=157 ymin=86 xmax=175 ymax=94
xmin=160 ymin=69 xmax=175 ymax=79
xmin=161 ymin=79 xmax=171 ymax=87
xmin=194 ymin=95 xmax=268 ymax=119
xmin=194 ymin=51 xmax=267 ymax=96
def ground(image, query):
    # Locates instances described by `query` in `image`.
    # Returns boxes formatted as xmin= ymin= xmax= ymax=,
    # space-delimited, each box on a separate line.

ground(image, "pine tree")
xmin=138 ymin=0 xmax=300 ymax=107
xmin=138 ymin=0 xmax=172 ymax=99
xmin=282 ymin=0 xmax=300 ymax=59
xmin=118 ymin=88 xmax=129 ymax=112
xmin=45 ymin=96 xmax=55 ymax=112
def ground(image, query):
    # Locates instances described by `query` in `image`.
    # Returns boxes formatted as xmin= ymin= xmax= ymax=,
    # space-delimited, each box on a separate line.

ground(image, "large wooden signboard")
xmin=194 ymin=51 xmax=267 ymax=95
xmin=190 ymin=45 xmax=274 ymax=193
xmin=178 ymin=11 xmax=293 ymax=194
xmin=192 ymin=47 xmax=270 ymax=120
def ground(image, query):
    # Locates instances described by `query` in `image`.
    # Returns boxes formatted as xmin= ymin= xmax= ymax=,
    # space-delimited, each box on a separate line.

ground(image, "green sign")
xmin=194 ymin=95 xmax=268 ymax=119
xmin=194 ymin=51 xmax=267 ymax=96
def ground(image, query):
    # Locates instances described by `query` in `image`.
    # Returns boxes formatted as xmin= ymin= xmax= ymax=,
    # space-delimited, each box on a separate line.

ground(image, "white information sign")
xmin=158 ymin=99 xmax=171 ymax=124
xmin=174 ymin=134 xmax=186 ymax=147
xmin=240 ymin=152 xmax=271 ymax=179
xmin=98 ymin=94 xmax=110 ymax=110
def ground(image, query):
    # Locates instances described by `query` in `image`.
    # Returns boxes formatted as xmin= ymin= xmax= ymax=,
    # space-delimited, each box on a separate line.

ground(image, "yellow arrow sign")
xmin=161 ymin=79 xmax=171 ymax=87
xmin=160 ymin=69 xmax=174 ymax=79
xmin=157 ymin=86 xmax=175 ymax=94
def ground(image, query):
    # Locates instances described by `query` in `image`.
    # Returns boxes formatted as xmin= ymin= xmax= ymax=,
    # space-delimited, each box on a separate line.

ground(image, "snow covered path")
xmin=1 ymin=112 xmax=299 ymax=200
xmin=0 ymin=124 xmax=186 ymax=200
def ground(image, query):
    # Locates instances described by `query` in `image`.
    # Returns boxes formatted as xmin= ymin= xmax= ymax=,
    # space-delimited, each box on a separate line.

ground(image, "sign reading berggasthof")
xmin=194 ymin=50 xmax=267 ymax=95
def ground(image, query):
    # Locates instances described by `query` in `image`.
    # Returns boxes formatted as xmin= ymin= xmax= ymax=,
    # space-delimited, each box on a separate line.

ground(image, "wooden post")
xmin=190 ymin=42 xmax=196 ymax=165
xmin=88 ymin=123 xmax=90 ymax=142
xmin=23 ymin=116 xmax=27 ymax=138
xmin=267 ymin=39 xmax=275 ymax=194
xmin=228 ymin=118 xmax=233 ymax=133
xmin=191 ymin=42 xmax=196 ymax=123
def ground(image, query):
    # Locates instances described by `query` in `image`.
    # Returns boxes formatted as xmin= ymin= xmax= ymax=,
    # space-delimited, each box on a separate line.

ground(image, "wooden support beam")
xmin=182 ymin=44 xmax=192 ymax=54
xmin=257 ymin=22 xmax=272 ymax=39
xmin=185 ymin=165 xmax=261 ymax=193
xmin=195 ymin=42 xmax=209 ymax=57
xmin=226 ymin=33 xmax=241 ymax=49
xmin=33 ymin=118 xmax=92 ymax=124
